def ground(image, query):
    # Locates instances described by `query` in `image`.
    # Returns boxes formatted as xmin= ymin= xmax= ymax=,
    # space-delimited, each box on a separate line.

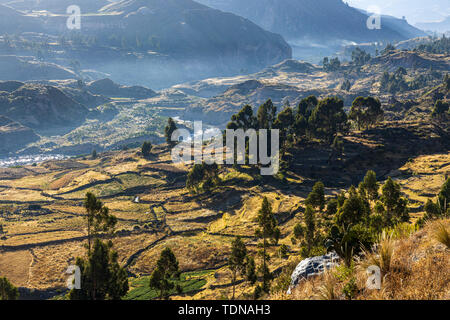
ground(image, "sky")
xmin=345 ymin=0 xmax=450 ymax=25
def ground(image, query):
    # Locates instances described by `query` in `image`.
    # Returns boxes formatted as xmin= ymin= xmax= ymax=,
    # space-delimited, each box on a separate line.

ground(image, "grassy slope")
xmin=0 ymin=137 xmax=448 ymax=299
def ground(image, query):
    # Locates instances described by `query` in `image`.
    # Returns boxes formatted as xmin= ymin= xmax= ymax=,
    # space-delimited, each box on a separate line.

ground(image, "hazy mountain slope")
xmin=0 ymin=4 xmax=42 ymax=33
xmin=14 ymin=0 xmax=291 ymax=87
xmin=197 ymin=0 xmax=425 ymax=42
xmin=346 ymin=0 xmax=449 ymax=25
xmin=0 ymin=56 xmax=77 ymax=81
xmin=0 ymin=84 xmax=88 ymax=131
xmin=94 ymin=0 xmax=291 ymax=62
xmin=0 ymin=115 xmax=39 ymax=153
xmin=416 ymin=16 xmax=450 ymax=33
xmin=5 ymin=0 xmax=111 ymax=13
xmin=86 ymin=78 xmax=156 ymax=99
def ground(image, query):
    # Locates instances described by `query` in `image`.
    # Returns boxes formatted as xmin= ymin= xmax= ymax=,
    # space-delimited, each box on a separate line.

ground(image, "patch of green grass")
xmin=117 ymin=173 xmax=165 ymax=188
xmin=124 ymin=270 xmax=212 ymax=300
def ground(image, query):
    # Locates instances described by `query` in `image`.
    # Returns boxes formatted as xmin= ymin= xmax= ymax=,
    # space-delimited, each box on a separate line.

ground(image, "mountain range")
xmin=0 ymin=1 xmax=292 ymax=87
xmin=196 ymin=0 xmax=426 ymax=43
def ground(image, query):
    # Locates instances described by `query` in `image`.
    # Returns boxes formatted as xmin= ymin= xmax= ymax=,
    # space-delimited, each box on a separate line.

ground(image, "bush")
xmin=0 ymin=277 xmax=19 ymax=300
xmin=342 ymin=277 xmax=358 ymax=300
xmin=141 ymin=141 xmax=153 ymax=158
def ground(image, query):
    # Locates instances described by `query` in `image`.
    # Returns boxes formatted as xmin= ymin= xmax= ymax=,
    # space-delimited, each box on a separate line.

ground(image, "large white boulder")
xmin=287 ymin=252 xmax=340 ymax=294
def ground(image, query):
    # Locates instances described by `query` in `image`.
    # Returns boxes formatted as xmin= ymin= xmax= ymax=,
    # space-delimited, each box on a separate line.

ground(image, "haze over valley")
xmin=0 ymin=0 xmax=448 ymax=302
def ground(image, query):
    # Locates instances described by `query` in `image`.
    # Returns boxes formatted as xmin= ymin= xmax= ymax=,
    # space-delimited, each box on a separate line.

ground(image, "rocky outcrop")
xmin=287 ymin=252 xmax=340 ymax=294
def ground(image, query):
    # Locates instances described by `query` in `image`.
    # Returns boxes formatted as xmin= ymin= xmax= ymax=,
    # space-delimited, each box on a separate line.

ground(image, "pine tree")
xmin=164 ymin=117 xmax=177 ymax=148
xmin=246 ymin=256 xmax=257 ymax=285
xmin=229 ymin=237 xmax=247 ymax=299
xmin=226 ymin=104 xmax=257 ymax=131
xmin=309 ymin=97 xmax=348 ymax=143
xmin=141 ymin=141 xmax=152 ymax=158
xmin=359 ymin=170 xmax=379 ymax=202
xmin=336 ymin=186 xmax=369 ymax=228
xmin=305 ymin=181 xmax=325 ymax=211
xmin=303 ymin=205 xmax=316 ymax=255
xmin=257 ymin=99 xmax=277 ymax=129
xmin=255 ymin=197 xmax=279 ymax=293
xmin=437 ymin=178 xmax=450 ymax=215
xmin=84 ymin=192 xmax=117 ymax=252
xmin=381 ymin=177 xmax=409 ymax=224
xmin=432 ymin=100 xmax=449 ymax=121
xmin=149 ymin=247 xmax=180 ymax=299
xmin=69 ymin=239 xmax=128 ymax=300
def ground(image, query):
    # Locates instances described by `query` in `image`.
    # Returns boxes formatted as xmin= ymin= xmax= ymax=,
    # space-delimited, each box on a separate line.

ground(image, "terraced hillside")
xmin=0 ymin=121 xmax=448 ymax=299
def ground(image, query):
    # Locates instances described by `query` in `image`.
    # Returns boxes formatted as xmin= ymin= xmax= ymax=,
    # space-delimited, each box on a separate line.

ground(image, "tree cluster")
xmin=349 ymin=96 xmax=384 ymax=130
xmin=291 ymin=172 xmax=409 ymax=267
xmin=186 ymin=162 xmax=220 ymax=194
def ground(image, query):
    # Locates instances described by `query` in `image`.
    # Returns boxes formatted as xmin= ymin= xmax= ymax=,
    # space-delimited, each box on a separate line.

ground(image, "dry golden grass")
xmin=0 ymin=147 xmax=447 ymax=299
xmin=361 ymin=231 xmax=395 ymax=276
xmin=435 ymin=223 xmax=450 ymax=249
xmin=131 ymin=234 xmax=231 ymax=275
xmin=0 ymin=250 xmax=32 ymax=287
xmin=284 ymin=219 xmax=450 ymax=300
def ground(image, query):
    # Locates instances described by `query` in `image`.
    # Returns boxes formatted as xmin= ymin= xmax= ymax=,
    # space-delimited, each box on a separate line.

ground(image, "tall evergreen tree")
xmin=309 ymin=97 xmax=348 ymax=143
xmin=305 ymin=181 xmax=325 ymax=212
xmin=226 ymin=104 xmax=257 ymax=130
xmin=380 ymin=177 xmax=409 ymax=224
xmin=149 ymin=247 xmax=181 ymax=300
xmin=303 ymin=205 xmax=316 ymax=255
xmin=229 ymin=237 xmax=247 ymax=300
xmin=437 ymin=178 xmax=450 ymax=215
xmin=257 ymin=99 xmax=277 ymax=129
xmin=164 ymin=117 xmax=178 ymax=148
xmin=255 ymin=197 xmax=279 ymax=293
xmin=359 ymin=170 xmax=379 ymax=203
xmin=84 ymin=192 xmax=117 ymax=252
xmin=141 ymin=141 xmax=152 ymax=158
xmin=69 ymin=239 xmax=128 ymax=300
xmin=246 ymin=256 xmax=257 ymax=285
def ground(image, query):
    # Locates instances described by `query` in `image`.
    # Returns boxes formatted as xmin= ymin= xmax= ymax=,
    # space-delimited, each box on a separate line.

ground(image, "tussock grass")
xmin=285 ymin=218 xmax=450 ymax=300
xmin=316 ymin=269 xmax=338 ymax=300
xmin=362 ymin=231 xmax=395 ymax=276
xmin=435 ymin=223 xmax=450 ymax=248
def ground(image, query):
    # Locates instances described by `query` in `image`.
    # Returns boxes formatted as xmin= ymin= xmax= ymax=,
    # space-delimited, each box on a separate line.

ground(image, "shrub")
xmin=141 ymin=141 xmax=153 ymax=158
xmin=316 ymin=269 xmax=338 ymax=300
xmin=342 ymin=277 xmax=358 ymax=300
